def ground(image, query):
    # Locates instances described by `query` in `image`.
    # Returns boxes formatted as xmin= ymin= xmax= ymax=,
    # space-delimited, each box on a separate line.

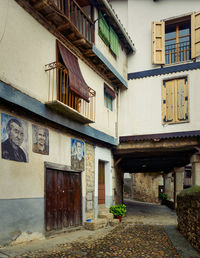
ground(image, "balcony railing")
xmin=45 ymin=62 xmax=96 ymax=122
xmin=53 ymin=0 xmax=94 ymax=43
xmin=165 ymin=41 xmax=191 ymax=64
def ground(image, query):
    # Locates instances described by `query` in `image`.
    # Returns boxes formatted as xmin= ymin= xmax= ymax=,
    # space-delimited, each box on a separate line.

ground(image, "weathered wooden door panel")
xmin=98 ymin=161 xmax=105 ymax=204
xmin=45 ymin=168 xmax=82 ymax=232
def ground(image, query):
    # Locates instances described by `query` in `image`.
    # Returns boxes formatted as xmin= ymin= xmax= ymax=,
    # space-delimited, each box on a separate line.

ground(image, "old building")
xmin=0 ymin=0 xmax=134 ymax=245
xmin=111 ymin=0 xmax=200 ymax=204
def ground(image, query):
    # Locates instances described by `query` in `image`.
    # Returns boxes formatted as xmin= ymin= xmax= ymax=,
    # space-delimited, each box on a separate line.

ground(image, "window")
xmin=162 ymin=77 xmax=189 ymax=124
xmin=99 ymin=11 xmax=119 ymax=56
xmin=165 ymin=18 xmax=191 ymax=64
xmin=152 ymin=11 xmax=200 ymax=65
xmin=104 ymin=84 xmax=115 ymax=111
xmin=104 ymin=92 xmax=113 ymax=111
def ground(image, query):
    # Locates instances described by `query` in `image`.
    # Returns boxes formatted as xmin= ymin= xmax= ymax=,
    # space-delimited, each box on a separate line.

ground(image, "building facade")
xmin=0 ymin=0 xmax=134 ymax=245
xmin=111 ymin=0 xmax=200 ymax=204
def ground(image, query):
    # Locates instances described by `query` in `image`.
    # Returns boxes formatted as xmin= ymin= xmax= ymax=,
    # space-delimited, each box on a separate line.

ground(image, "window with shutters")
xmin=98 ymin=11 xmax=119 ymax=57
xmin=162 ymin=77 xmax=189 ymax=124
xmin=152 ymin=11 xmax=200 ymax=65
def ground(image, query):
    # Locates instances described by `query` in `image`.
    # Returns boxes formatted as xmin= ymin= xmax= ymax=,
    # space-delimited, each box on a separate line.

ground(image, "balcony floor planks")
xmin=45 ymin=100 xmax=94 ymax=124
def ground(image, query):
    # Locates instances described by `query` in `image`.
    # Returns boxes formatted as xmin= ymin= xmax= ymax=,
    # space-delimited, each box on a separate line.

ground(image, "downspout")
xmin=101 ymin=0 xmax=136 ymax=53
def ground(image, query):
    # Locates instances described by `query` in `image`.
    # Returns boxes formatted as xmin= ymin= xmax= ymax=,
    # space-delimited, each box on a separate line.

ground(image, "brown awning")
xmin=57 ymin=41 xmax=89 ymax=102
xmin=104 ymin=83 xmax=116 ymax=99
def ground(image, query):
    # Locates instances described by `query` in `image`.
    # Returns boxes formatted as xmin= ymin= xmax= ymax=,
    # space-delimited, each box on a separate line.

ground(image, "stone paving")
xmin=0 ymin=199 xmax=199 ymax=258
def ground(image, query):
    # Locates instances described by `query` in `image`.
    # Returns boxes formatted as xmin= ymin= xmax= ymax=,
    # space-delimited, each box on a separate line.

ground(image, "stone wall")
xmin=132 ymin=173 xmax=163 ymax=203
xmin=177 ymin=187 xmax=200 ymax=252
xmin=85 ymin=142 xmax=95 ymax=219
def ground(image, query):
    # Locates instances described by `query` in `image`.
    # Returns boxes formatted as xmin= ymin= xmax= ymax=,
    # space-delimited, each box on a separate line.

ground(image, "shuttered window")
xmin=99 ymin=11 xmax=110 ymax=46
xmin=162 ymin=77 xmax=189 ymax=124
xmin=98 ymin=12 xmax=119 ymax=57
xmin=152 ymin=11 xmax=200 ymax=65
xmin=110 ymin=26 xmax=119 ymax=56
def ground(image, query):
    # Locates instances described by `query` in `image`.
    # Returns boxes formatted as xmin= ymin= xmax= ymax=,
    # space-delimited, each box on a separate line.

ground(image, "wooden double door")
xmin=45 ymin=168 xmax=82 ymax=232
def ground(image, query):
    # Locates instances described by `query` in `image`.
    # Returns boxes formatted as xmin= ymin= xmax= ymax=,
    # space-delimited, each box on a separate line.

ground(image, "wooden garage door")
xmin=45 ymin=168 xmax=82 ymax=232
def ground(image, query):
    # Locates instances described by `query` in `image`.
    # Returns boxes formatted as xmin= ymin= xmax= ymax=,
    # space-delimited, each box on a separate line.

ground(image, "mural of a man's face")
xmin=8 ymin=121 xmax=24 ymax=147
xmin=77 ymin=142 xmax=82 ymax=155
xmin=37 ymin=128 xmax=46 ymax=146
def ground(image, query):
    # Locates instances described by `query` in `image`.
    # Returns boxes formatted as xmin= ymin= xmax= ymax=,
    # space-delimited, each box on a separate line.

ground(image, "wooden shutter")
xmin=99 ymin=12 xmax=110 ymax=46
xmin=162 ymin=81 xmax=167 ymax=123
xmin=184 ymin=78 xmax=189 ymax=121
xmin=191 ymin=11 xmax=200 ymax=59
xmin=177 ymin=78 xmax=185 ymax=120
xmin=152 ymin=21 xmax=165 ymax=64
xmin=166 ymin=80 xmax=174 ymax=122
xmin=110 ymin=26 xmax=119 ymax=56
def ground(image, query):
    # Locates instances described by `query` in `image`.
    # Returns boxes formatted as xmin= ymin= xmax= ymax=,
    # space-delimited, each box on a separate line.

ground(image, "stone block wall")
xmin=132 ymin=173 xmax=163 ymax=203
xmin=85 ymin=143 xmax=95 ymax=219
xmin=177 ymin=189 xmax=200 ymax=252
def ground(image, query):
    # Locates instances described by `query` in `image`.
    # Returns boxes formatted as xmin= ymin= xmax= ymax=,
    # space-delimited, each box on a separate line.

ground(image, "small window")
xmin=104 ymin=92 xmax=113 ymax=111
xmin=104 ymin=84 xmax=115 ymax=111
xmin=162 ymin=77 xmax=189 ymax=124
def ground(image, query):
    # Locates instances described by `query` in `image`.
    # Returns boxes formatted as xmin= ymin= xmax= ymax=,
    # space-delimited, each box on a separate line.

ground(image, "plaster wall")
xmin=119 ymin=70 xmax=200 ymax=136
xmin=0 ymin=107 xmax=98 ymax=244
xmin=126 ymin=0 xmax=200 ymax=73
xmin=79 ymin=60 xmax=117 ymax=137
xmin=0 ymin=111 xmax=76 ymax=199
xmin=0 ymin=0 xmax=117 ymax=138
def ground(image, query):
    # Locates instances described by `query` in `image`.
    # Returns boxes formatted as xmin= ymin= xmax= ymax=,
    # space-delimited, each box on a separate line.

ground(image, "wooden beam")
xmin=114 ymin=157 xmax=123 ymax=167
xmin=33 ymin=0 xmax=48 ymax=10
xmin=73 ymin=38 xmax=86 ymax=45
xmin=57 ymin=23 xmax=70 ymax=32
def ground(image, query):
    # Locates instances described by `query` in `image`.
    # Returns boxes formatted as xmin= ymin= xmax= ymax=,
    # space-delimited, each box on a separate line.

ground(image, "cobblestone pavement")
xmin=1 ymin=199 xmax=199 ymax=257
xmin=18 ymin=223 xmax=180 ymax=258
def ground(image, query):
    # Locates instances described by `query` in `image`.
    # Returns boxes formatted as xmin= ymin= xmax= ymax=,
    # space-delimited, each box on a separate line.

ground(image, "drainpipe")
xmin=101 ymin=0 xmax=136 ymax=53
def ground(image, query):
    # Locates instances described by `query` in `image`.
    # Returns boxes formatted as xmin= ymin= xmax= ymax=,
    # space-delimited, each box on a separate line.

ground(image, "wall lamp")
xmin=94 ymin=13 xmax=107 ymax=24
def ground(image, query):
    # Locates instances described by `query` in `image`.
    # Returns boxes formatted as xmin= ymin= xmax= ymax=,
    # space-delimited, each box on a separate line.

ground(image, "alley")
xmin=1 ymin=200 xmax=199 ymax=258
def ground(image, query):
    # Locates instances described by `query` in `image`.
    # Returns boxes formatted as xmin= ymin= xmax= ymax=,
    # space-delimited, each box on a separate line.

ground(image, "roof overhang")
xmin=114 ymin=132 xmax=200 ymax=172
xmin=91 ymin=0 xmax=135 ymax=54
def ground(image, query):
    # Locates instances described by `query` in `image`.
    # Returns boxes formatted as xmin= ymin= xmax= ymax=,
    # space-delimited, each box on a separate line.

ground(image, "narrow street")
xmin=0 ymin=200 xmax=199 ymax=257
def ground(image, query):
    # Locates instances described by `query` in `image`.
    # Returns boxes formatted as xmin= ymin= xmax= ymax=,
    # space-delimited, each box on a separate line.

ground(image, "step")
xmin=98 ymin=213 xmax=114 ymax=221
xmin=84 ymin=218 xmax=107 ymax=231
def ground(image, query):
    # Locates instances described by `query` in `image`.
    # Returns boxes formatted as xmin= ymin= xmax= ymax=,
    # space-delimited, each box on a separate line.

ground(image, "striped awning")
xmin=58 ymin=41 xmax=89 ymax=102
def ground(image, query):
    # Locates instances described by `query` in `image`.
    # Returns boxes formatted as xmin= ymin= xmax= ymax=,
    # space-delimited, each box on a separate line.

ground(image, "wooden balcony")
xmin=45 ymin=61 xmax=96 ymax=123
xmin=18 ymin=0 xmax=94 ymax=49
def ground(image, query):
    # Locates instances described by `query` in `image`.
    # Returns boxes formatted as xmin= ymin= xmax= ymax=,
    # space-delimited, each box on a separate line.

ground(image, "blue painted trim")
xmin=128 ymin=61 xmax=200 ymax=80
xmin=0 ymin=81 xmax=118 ymax=146
xmin=92 ymin=44 xmax=128 ymax=88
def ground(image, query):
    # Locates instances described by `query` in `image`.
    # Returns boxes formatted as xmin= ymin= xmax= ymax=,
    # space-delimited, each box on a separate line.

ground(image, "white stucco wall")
xmin=0 ymin=0 xmax=118 ymax=138
xmin=126 ymin=0 xmax=200 ymax=73
xmin=79 ymin=60 xmax=117 ymax=137
xmin=120 ymin=70 xmax=200 ymax=136
xmin=0 ymin=110 xmax=87 ymax=199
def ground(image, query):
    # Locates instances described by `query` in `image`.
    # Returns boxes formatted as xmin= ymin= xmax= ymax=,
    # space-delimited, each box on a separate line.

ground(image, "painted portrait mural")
xmin=32 ymin=125 xmax=49 ymax=155
xmin=71 ymin=138 xmax=85 ymax=171
xmin=1 ymin=113 xmax=28 ymax=162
